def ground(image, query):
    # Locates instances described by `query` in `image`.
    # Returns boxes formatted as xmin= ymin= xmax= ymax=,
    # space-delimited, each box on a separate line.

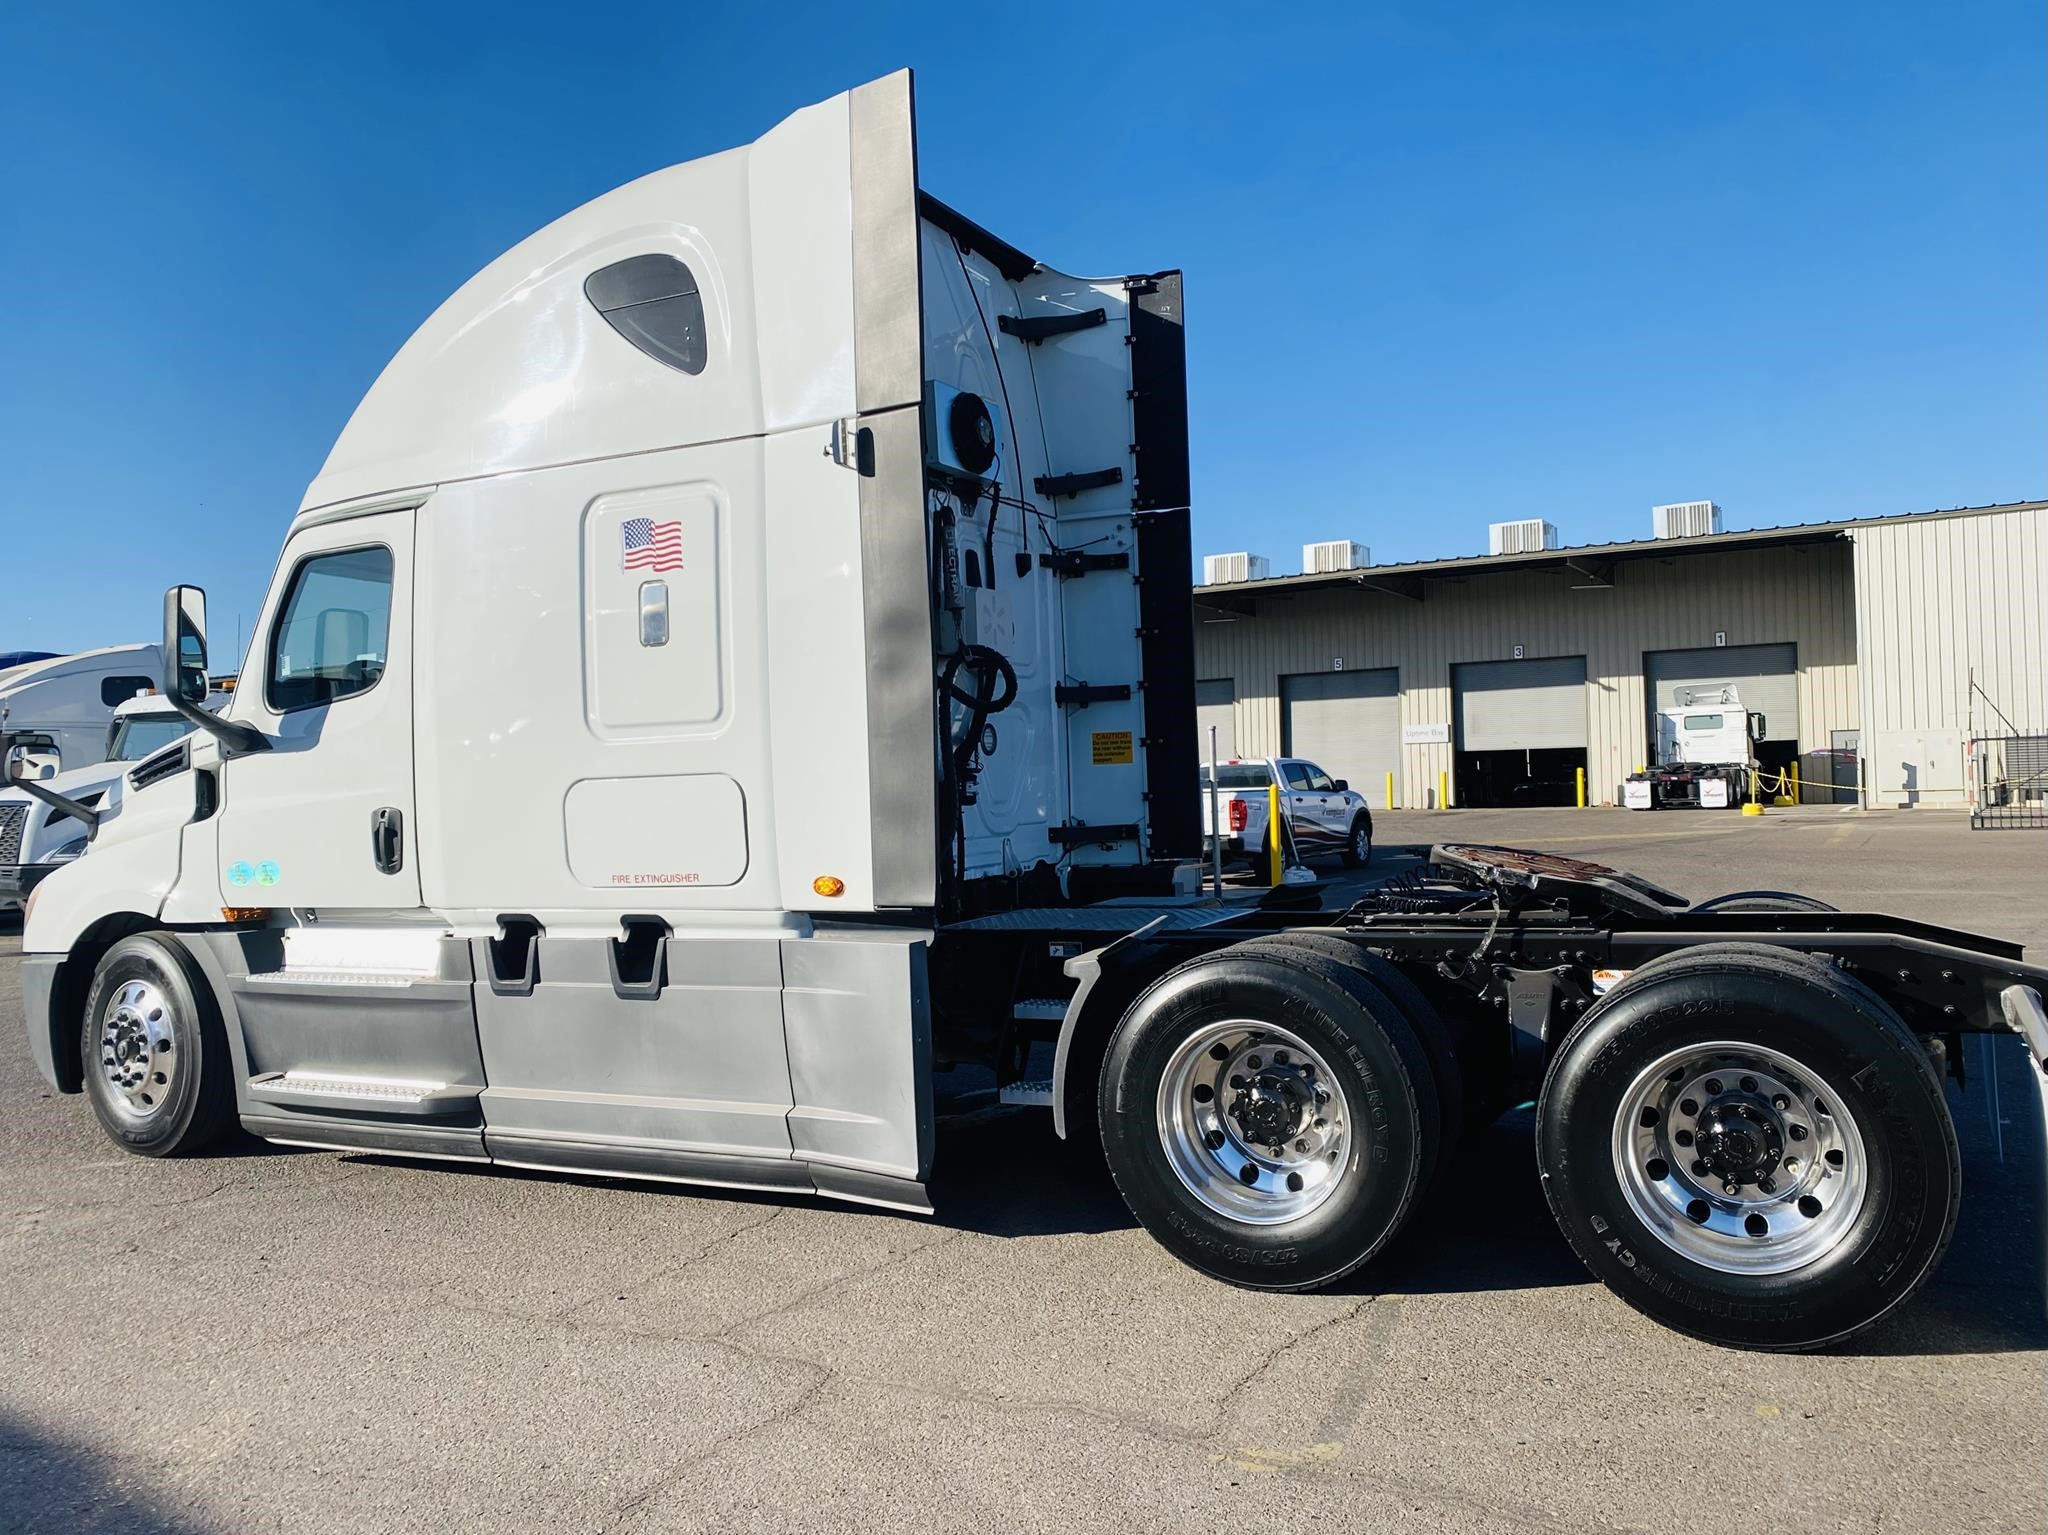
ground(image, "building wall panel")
xmin=1850 ymin=506 xmax=2048 ymax=805
xmin=1195 ymin=541 xmax=1860 ymax=806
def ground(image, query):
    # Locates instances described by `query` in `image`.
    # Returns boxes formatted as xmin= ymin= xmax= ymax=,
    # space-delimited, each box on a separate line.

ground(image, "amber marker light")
xmin=220 ymin=908 xmax=268 ymax=924
xmin=812 ymin=876 xmax=846 ymax=898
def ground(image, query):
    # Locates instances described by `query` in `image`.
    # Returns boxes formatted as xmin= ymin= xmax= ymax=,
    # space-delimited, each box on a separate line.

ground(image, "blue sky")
xmin=1 ymin=2 xmax=2041 ymax=658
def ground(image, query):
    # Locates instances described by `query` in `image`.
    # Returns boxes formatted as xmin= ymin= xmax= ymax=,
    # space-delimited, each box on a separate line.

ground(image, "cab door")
xmin=1277 ymin=760 xmax=1329 ymax=851
xmin=215 ymin=509 xmax=420 ymax=911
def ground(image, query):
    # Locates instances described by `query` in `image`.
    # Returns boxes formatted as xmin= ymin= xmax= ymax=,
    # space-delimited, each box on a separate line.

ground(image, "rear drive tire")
xmin=80 ymin=933 xmax=235 ymax=1157
xmin=1099 ymin=948 xmax=1437 ymax=1291
xmin=1692 ymin=891 xmax=1840 ymax=915
xmin=1227 ymin=933 xmax=1465 ymax=1189
xmin=1536 ymin=945 xmax=1958 ymax=1350
xmin=1341 ymin=815 xmax=1373 ymax=868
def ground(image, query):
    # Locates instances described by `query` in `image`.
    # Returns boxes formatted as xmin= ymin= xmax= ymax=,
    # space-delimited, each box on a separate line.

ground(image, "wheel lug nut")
xmin=1757 ymin=1177 xmax=1776 ymax=1195
xmin=1245 ymin=1055 xmax=1262 ymax=1070
xmin=1294 ymin=1138 xmax=1310 ymax=1153
xmin=1704 ymin=1078 xmax=1724 ymax=1095
xmin=1788 ymin=1124 xmax=1808 ymax=1141
xmin=1274 ymin=1050 xmax=1290 ymax=1065
xmin=1772 ymin=1094 xmax=1789 ymax=1110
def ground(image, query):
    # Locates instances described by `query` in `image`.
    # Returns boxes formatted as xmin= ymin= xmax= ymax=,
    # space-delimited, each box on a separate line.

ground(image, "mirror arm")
xmin=163 ymin=689 xmax=270 ymax=757
xmin=6 ymin=777 xmax=101 ymax=835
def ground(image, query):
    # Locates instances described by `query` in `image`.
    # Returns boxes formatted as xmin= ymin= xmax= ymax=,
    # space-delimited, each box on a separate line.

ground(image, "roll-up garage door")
xmin=1195 ymin=679 xmax=1236 ymax=760
xmin=1645 ymin=644 xmax=1797 ymax=742
xmin=1453 ymin=657 xmax=1588 ymax=751
xmin=1281 ymin=669 xmax=1399 ymax=794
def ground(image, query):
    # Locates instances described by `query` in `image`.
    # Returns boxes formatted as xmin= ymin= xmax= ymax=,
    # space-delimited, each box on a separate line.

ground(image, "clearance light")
xmin=811 ymin=876 xmax=846 ymax=899
xmin=221 ymin=907 xmax=268 ymax=924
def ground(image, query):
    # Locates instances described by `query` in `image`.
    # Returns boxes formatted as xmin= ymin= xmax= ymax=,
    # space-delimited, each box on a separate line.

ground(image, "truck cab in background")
xmin=0 ymin=687 xmax=232 ymax=908
xmin=1622 ymin=685 xmax=1767 ymax=810
xmin=0 ymin=644 xmax=163 ymax=779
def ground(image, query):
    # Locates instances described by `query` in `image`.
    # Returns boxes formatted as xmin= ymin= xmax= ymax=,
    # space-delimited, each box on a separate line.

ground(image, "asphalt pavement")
xmin=2 ymin=806 xmax=2044 ymax=1533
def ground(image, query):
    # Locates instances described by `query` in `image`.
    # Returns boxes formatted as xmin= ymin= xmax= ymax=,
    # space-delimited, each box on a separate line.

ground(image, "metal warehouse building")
xmin=1191 ymin=499 xmax=2048 ymax=812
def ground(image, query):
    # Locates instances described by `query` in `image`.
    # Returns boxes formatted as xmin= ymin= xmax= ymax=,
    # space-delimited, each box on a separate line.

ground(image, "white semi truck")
xmin=9 ymin=73 xmax=2047 ymax=1353
xmin=1623 ymin=685 xmax=1767 ymax=810
xmin=1 ymin=688 xmax=231 ymax=908
xmin=0 ymin=644 xmax=164 ymax=779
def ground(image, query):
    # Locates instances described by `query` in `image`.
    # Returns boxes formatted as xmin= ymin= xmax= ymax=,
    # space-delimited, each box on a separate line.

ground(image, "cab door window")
xmin=266 ymin=546 xmax=394 ymax=712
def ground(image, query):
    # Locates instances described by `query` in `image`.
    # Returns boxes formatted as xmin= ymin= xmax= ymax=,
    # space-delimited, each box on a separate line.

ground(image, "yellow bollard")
xmin=1266 ymin=783 xmax=1283 ymax=885
xmin=1439 ymin=769 xmax=1450 ymax=810
xmin=1575 ymin=766 xmax=1586 ymax=808
xmin=1386 ymin=770 xmax=1394 ymax=812
xmin=1790 ymin=761 xmax=1801 ymax=805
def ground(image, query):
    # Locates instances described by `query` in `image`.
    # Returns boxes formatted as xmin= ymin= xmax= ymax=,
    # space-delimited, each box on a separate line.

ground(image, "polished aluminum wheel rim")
xmin=1158 ymin=1020 xmax=1351 ymax=1225
xmin=1611 ymin=1041 xmax=1866 ymax=1275
xmin=97 ymin=979 xmax=177 ymax=1122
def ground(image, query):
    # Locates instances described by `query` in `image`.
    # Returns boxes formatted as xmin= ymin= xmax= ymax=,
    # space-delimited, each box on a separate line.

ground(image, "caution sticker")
xmin=1091 ymin=731 xmax=1135 ymax=766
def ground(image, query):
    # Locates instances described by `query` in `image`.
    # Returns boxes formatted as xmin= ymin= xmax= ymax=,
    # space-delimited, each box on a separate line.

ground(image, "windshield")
xmin=1682 ymin=714 xmax=1725 ymax=731
xmin=105 ymin=715 xmax=194 ymax=762
xmin=1200 ymin=764 xmax=1273 ymax=789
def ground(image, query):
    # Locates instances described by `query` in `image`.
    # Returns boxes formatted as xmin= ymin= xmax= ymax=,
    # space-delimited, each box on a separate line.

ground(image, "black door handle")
xmin=372 ymin=807 xmax=404 ymax=874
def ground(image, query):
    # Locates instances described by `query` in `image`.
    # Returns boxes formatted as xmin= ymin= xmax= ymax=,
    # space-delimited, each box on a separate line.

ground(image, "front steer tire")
xmin=1099 ymin=948 xmax=1437 ymax=1292
xmin=79 ymin=933 xmax=236 ymax=1158
xmin=1536 ymin=946 xmax=1959 ymax=1351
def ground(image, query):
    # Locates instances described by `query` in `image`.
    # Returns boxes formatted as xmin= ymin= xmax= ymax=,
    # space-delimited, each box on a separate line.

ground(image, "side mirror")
xmin=164 ymin=585 xmax=210 ymax=705
xmin=0 ymin=728 xmax=100 ymax=832
xmin=1332 ymin=779 xmax=1349 ymax=792
xmin=1750 ymin=712 xmax=1767 ymax=739
xmin=156 ymin=584 xmax=268 ymax=757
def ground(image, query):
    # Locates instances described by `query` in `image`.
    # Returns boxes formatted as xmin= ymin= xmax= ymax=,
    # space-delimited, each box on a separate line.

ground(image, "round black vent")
xmin=949 ymin=391 xmax=997 ymax=475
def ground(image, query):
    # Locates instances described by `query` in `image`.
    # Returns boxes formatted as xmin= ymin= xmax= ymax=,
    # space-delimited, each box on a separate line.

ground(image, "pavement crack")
xmin=552 ymin=1205 xmax=791 ymax=1320
xmin=1213 ymin=1296 xmax=1375 ymax=1424
xmin=607 ymin=1362 xmax=837 ymax=1532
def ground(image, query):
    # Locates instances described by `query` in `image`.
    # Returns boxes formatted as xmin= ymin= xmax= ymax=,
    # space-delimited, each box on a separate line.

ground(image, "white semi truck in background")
xmin=0 ymin=644 xmax=164 ymax=779
xmin=1622 ymin=685 xmax=1768 ymax=810
xmin=1 ymin=687 xmax=230 ymax=908
xmin=8 ymin=72 xmax=2046 ymax=1354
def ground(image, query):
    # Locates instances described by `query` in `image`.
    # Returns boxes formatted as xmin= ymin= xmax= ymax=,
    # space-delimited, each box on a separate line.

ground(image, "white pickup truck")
xmin=1199 ymin=756 xmax=1374 ymax=869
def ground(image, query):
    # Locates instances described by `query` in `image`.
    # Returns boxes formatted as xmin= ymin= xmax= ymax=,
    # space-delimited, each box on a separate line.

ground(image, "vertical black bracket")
xmin=487 ymin=914 xmax=544 ymax=997
xmin=608 ymin=916 xmax=671 ymax=1000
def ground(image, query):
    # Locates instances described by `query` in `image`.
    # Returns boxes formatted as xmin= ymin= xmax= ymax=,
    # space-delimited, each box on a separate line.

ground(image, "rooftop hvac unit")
xmin=1202 ymin=551 xmax=1269 ymax=585
xmin=1653 ymin=500 xmax=1723 ymax=539
xmin=1302 ymin=539 xmax=1369 ymax=573
xmin=1488 ymin=519 xmax=1559 ymax=555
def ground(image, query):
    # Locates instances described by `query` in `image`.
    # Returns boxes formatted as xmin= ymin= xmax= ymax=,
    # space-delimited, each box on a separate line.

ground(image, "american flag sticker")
xmin=622 ymin=516 xmax=684 ymax=572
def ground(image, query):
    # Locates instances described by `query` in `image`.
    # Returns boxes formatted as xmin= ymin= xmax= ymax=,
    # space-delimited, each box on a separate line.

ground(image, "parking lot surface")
xmin=3 ymin=807 xmax=2044 ymax=1533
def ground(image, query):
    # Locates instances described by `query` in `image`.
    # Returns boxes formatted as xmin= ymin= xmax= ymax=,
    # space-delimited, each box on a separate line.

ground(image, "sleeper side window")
xmin=99 ymin=675 xmax=155 ymax=707
xmin=266 ymin=546 xmax=394 ymax=712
